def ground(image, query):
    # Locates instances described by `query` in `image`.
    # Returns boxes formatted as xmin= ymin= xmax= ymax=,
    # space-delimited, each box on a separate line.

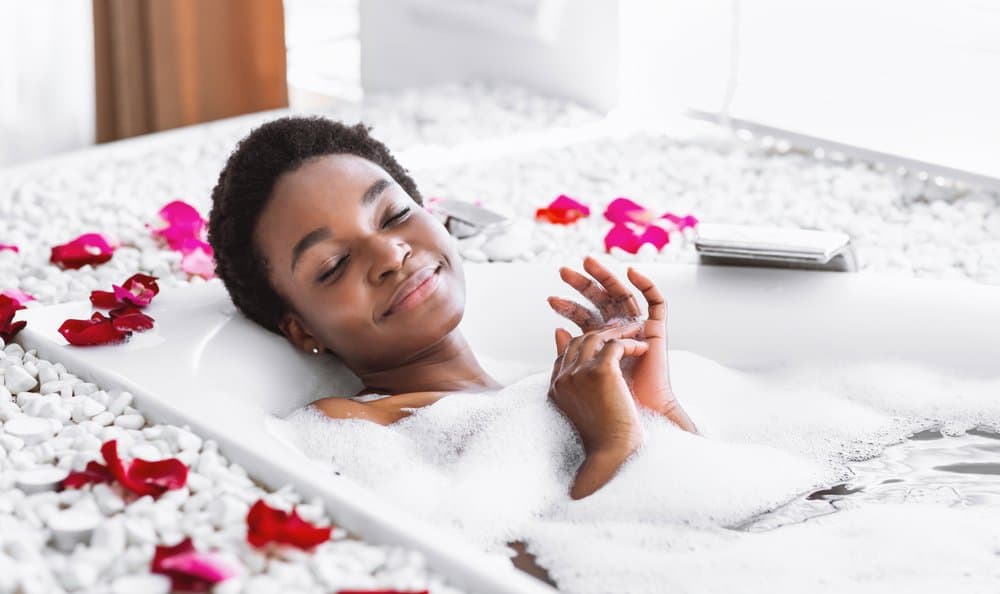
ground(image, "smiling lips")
xmin=383 ymin=264 xmax=441 ymax=317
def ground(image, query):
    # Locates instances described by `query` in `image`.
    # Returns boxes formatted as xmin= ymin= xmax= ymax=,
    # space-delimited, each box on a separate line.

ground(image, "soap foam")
xmin=277 ymin=350 xmax=1000 ymax=593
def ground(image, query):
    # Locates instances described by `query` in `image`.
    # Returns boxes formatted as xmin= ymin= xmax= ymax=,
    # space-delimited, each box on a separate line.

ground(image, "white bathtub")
xmin=14 ymin=261 xmax=1000 ymax=591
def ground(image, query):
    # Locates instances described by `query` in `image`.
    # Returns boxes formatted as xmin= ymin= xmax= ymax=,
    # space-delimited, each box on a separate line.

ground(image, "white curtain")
xmin=0 ymin=0 xmax=95 ymax=168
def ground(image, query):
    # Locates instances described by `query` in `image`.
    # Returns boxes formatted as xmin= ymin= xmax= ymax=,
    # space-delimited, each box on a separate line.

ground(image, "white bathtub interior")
xmin=14 ymin=260 xmax=1000 ymax=593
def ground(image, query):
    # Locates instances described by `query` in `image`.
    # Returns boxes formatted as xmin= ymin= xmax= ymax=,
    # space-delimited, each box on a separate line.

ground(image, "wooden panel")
xmin=93 ymin=0 xmax=288 ymax=142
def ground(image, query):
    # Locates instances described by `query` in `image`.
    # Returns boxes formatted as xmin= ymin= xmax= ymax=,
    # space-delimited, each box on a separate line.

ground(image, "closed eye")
xmin=314 ymin=207 xmax=412 ymax=284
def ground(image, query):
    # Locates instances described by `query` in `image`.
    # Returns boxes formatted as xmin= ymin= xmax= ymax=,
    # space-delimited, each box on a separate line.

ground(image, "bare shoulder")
xmin=310 ymin=391 xmax=451 ymax=426
xmin=310 ymin=397 xmax=399 ymax=425
xmin=311 ymin=396 xmax=407 ymax=425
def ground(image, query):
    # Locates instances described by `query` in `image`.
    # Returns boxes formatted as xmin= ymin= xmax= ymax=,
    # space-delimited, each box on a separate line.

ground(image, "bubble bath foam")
xmin=278 ymin=350 xmax=1000 ymax=594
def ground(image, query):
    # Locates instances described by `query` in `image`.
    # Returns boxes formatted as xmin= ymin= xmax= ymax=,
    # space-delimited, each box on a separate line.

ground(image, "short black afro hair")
xmin=207 ymin=116 xmax=423 ymax=335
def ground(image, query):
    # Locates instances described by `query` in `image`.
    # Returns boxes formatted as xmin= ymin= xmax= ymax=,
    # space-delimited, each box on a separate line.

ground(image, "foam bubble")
xmin=277 ymin=350 xmax=1000 ymax=593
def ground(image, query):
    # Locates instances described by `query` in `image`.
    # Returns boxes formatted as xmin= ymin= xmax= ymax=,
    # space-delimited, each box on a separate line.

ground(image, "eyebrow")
xmin=289 ymin=178 xmax=392 ymax=272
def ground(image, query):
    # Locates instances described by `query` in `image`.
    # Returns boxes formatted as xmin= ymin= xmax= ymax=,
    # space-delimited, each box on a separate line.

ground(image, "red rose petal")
xmin=91 ymin=273 xmax=160 ymax=309
xmin=246 ymin=499 xmax=332 ymax=550
xmin=0 ymin=243 xmax=19 ymax=253
xmin=50 ymin=233 xmax=115 ymax=269
xmin=535 ymin=194 xmax=591 ymax=225
xmin=108 ymin=306 xmax=155 ymax=332
xmin=128 ymin=457 xmax=188 ymax=492
xmin=58 ymin=312 xmax=130 ymax=346
xmin=61 ymin=460 xmax=114 ymax=489
xmin=89 ymin=290 xmax=119 ymax=308
xmin=1 ymin=294 xmax=27 ymax=343
xmin=101 ymin=439 xmax=187 ymax=498
xmin=115 ymin=273 xmax=160 ymax=306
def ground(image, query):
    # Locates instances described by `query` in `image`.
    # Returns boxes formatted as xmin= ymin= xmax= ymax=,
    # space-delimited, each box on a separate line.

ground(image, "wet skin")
xmin=253 ymin=153 xmax=550 ymax=583
xmin=253 ymin=153 xmax=503 ymax=406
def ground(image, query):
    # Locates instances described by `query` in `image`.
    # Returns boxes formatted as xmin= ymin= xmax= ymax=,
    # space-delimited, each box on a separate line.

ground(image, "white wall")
xmin=0 ymin=1 xmax=95 ymax=168
xmin=360 ymin=0 xmax=620 ymax=111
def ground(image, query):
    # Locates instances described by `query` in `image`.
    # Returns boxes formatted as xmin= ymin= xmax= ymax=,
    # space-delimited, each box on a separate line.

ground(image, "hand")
xmin=549 ymin=321 xmax=649 ymax=499
xmin=549 ymin=256 xmax=698 ymax=434
xmin=548 ymin=321 xmax=648 ymax=456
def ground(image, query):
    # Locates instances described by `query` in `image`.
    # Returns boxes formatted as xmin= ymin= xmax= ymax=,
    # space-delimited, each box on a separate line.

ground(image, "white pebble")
xmin=3 ymin=416 xmax=55 ymax=446
xmin=107 ymin=391 xmax=133 ymax=416
xmin=114 ymin=413 xmax=145 ymax=430
xmin=15 ymin=467 xmax=68 ymax=494
xmin=3 ymin=365 xmax=37 ymax=393
xmin=47 ymin=507 xmax=101 ymax=551
xmin=92 ymin=411 xmax=115 ymax=426
xmin=92 ymin=483 xmax=125 ymax=515
xmin=111 ymin=574 xmax=171 ymax=594
xmin=72 ymin=382 xmax=98 ymax=397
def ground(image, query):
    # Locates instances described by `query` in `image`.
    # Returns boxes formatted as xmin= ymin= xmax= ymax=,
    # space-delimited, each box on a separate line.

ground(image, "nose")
xmin=367 ymin=236 xmax=412 ymax=284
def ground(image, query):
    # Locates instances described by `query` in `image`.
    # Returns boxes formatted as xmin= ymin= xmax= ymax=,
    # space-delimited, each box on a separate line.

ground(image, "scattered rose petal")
xmin=0 ymin=243 xmax=18 ymax=253
xmin=603 ymin=222 xmax=671 ymax=254
xmin=152 ymin=537 xmax=240 ymax=592
xmin=246 ymin=499 xmax=332 ymax=550
xmin=535 ymin=194 xmax=591 ymax=225
xmin=601 ymin=197 xmax=698 ymax=254
xmin=108 ymin=306 xmax=155 ymax=332
xmin=58 ymin=312 xmax=130 ymax=346
xmin=1 ymin=288 xmax=36 ymax=306
xmin=101 ymin=439 xmax=187 ymax=497
xmin=180 ymin=242 xmax=216 ymax=279
xmin=91 ymin=273 xmax=160 ymax=308
xmin=61 ymin=460 xmax=115 ymax=489
xmin=50 ymin=233 xmax=115 ymax=269
xmin=150 ymin=200 xmax=207 ymax=251
xmin=148 ymin=201 xmax=217 ymax=278
xmin=0 ymin=294 xmax=27 ymax=343
xmin=603 ymin=197 xmax=653 ymax=225
xmin=63 ymin=440 xmax=188 ymax=497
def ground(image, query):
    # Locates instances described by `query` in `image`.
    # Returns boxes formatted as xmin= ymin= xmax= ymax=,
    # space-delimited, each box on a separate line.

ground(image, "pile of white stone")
xmin=1 ymin=81 xmax=999 ymax=593
xmin=0 ymin=338 xmax=463 ymax=594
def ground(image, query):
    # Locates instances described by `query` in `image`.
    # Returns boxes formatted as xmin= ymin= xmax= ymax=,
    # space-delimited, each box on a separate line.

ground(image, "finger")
xmin=547 ymin=296 xmax=603 ymax=331
xmin=595 ymin=338 xmax=650 ymax=369
xmin=559 ymin=266 xmax=609 ymax=312
xmin=626 ymin=267 xmax=667 ymax=330
xmin=583 ymin=256 xmax=643 ymax=317
xmin=555 ymin=327 xmax=573 ymax=356
xmin=577 ymin=321 xmax=644 ymax=362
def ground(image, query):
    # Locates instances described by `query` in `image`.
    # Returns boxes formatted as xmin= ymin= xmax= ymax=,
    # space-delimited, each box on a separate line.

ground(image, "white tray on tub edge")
xmin=12 ymin=261 xmax=1000 ymax=592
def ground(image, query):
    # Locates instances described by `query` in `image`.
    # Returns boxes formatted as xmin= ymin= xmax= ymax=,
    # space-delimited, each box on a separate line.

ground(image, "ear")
xmin=278 ymin=311 xmax=324 ymax=355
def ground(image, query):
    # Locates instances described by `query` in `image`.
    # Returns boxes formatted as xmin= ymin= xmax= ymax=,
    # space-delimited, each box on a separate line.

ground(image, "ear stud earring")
xmin=311 ymin=347 xmax=320 ymax=354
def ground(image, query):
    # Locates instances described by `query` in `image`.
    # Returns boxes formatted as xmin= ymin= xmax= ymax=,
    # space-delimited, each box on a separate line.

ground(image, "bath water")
xmin=276 ymin=350 xmax=1000 ymax=593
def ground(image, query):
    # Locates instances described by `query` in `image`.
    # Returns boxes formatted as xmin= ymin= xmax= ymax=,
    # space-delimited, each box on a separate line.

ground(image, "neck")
xmin=353 ymin=329 xmax=502 ymax=396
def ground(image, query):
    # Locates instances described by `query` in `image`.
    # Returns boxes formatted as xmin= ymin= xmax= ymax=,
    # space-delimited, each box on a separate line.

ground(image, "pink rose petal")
xmin=181 ymin=244 xmax=216 ymax=279
xmin=603 ymin=197 xmax=651 ymax=224
xmin=0 ymin=289 xmax=35 ymax=307
xmin=0 ymin=243 xmax=18 ymax=253
xmin=152 ymin=537 xmax=240 ymax=591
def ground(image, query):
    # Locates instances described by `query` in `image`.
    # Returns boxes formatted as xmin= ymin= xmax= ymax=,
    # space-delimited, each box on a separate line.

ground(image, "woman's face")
xmin=254 ymin=154 xmax=465 ymax=371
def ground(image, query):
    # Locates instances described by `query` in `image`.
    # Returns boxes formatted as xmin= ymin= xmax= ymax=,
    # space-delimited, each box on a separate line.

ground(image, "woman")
xmin=207 ymin=116 xmax=698 ymax=501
